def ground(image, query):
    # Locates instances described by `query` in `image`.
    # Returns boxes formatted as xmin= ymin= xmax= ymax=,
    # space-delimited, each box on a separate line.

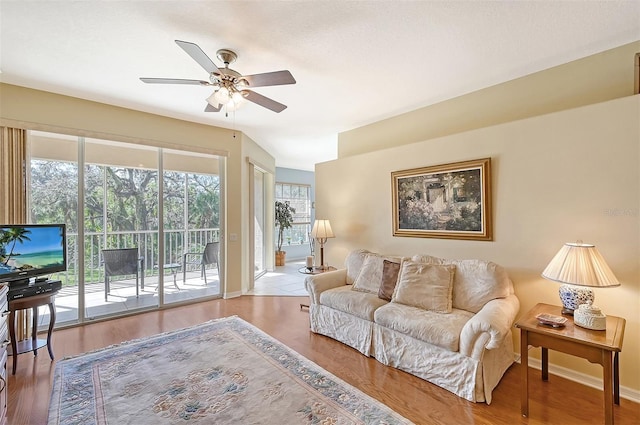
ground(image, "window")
xmin=275 ymin=183 xmax=311 ymax=245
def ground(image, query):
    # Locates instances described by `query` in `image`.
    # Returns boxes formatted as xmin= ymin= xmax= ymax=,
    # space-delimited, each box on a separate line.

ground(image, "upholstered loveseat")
xmin=304 ymin=249 xmax=520 ymax=404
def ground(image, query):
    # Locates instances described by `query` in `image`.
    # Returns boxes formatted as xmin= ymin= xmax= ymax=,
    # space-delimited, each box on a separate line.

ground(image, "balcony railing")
xmin=54 ymin=228 xmax=219 ymax=286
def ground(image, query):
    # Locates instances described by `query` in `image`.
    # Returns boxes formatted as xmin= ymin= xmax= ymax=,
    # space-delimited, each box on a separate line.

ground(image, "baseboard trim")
xmin=224 ymin=290 xmax=242 ymax=299
xmin=515 ymin=354 xmax=640 ymax=404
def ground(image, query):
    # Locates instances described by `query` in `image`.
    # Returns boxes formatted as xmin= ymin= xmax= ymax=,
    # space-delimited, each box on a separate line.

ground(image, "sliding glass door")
xmin=28 ymin=131 xmax=223 ymax=326
xmin=253 ymin=168 xmax=267 ymax=279
xmin=29 ymin=132 xmax=80 ymax=323
xmin=83 ymin=139 xmax=159 ymax=318
xmin=162 ymin=149 xmax=222 ymax=304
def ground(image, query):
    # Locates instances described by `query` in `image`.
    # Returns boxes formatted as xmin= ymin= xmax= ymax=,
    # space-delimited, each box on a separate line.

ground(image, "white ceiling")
xmin=1 ymin=1 xmax=639 ymax=171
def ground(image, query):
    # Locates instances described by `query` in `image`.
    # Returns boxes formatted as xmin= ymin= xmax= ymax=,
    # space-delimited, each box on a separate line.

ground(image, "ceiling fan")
xmin=140 ymin=40 xmax=296 ymax=114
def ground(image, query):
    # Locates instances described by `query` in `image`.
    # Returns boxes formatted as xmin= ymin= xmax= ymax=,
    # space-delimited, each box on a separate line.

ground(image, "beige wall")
xmin=316 ymin=95 xmax=640 ymax=397
xmin=0 ymin=83 xmax=275 ymax=296
xmin=339 ymin=41 xmax=640 ymax=158
xmin=239 ymin=133 xmax=277 ymax=295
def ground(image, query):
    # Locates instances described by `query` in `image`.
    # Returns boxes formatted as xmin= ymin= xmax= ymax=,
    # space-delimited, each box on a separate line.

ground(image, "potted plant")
xmin=275 ymin=200 xmax=295 ymax=266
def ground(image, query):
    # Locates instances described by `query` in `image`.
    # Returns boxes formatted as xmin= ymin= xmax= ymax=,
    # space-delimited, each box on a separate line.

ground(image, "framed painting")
xmin=392 ymin=158 xmax=492 ymax=241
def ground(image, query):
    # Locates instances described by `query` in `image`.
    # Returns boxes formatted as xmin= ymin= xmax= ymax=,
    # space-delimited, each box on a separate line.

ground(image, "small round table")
xmin=298 ymin=266 xmax=337 ymax=275
xmin=154 ymin=263 xmax=181 ymax=291
xmin=298 ymin=266 xmax=337 ymax=309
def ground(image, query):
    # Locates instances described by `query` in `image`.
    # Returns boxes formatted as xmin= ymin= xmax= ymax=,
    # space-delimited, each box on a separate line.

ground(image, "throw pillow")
xmin=391 ymin=261 xmax=455 ymax=313
xmin=352 ymin=254 xmax=401 ymax=294
xmin=411 ymin=254 xmax=512 ymax=313
xmin=378 ymin=260 xmax=401 ymax=301
xmin=345 ymin=249 xmax=371 ymax=285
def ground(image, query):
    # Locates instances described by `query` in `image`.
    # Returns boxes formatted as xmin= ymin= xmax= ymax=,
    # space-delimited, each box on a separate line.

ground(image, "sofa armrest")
xmin=304 ymin=269 xmax=348 ymax=304
xmin=459 ymin=294 xmax=520 ymax=359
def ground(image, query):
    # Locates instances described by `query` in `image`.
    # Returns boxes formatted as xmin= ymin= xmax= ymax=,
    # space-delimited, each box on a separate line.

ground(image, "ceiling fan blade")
xmin=140 ymin=78 xmax=209 ymax=85
xmin=175 ymin=40 xmax=221 ymax=75
xmin=243 ymin=90 xmax=287 ymax=113
xmin=204 ymin=103 xmax=220 ymax=112
xmin=242 ymin=70 xmax=296 ymax=88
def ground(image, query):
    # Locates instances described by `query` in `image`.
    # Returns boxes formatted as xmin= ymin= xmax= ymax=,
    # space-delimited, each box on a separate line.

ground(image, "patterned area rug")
xmin=48 ymin=316 xmax=413 ymax=425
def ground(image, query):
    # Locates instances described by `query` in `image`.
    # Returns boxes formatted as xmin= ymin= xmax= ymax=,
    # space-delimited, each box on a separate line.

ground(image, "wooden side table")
xmin=8 ymin=290 xmax=59 ymax=375
xmin=515 ymin=303 xmax=625 ymax=425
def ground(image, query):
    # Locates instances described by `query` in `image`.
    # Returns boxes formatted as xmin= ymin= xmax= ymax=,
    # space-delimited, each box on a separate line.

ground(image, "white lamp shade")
xmin=206 ymin=92 xmax=219 ymax=107
xmin=311 ymin=220 xmax=334 ymax=239
xmin=542 ymin=242 xmax=620 ymax=288
xmin=213 ymin=87 xmax=230 ymax=104
xmin=225 ymin=92 xmax=246 ymax=111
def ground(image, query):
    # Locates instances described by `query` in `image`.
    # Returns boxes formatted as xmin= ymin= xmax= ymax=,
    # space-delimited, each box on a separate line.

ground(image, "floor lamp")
xmin=311 ymin=219 xmax=334 ymax=270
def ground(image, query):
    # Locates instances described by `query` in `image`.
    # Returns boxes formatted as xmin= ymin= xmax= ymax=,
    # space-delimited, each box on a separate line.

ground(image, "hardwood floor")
xmin=8 ymin=296 xmax=640 ymax=425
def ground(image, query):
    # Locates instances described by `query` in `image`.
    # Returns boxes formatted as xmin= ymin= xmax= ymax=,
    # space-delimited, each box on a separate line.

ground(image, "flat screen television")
xmin=0 ymin=223 xmax=67 ymax=286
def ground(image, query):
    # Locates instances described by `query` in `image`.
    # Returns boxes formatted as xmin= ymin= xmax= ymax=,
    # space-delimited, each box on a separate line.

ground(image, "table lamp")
xmin=541 ymin=242 xmax=620 ymax=330
xmin=311 ymin=219 xmax=334 ymax=270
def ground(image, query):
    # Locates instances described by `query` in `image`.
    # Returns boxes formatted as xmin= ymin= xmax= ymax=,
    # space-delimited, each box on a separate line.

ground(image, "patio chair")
xmin=103 ymin=248 xmax=144 ymax=301
xmin=183 ymin=242 xmax=219 ymax=285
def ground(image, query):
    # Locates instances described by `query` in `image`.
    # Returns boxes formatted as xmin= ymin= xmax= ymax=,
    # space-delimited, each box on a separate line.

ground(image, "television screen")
xmin=0 ymin=223 xmax=67 ymax=285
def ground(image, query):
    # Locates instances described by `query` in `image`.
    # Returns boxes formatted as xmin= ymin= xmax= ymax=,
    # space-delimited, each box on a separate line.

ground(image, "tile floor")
xmin=248 ymin=260 xmax=310 ymax=296
xmin=51 ymin=271 xmax=222 ymax=323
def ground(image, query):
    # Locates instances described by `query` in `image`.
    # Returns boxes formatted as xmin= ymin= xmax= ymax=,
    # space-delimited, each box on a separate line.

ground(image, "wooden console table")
xmin=8 ymin=289 xmax=59 ymax=375
xmin=515 ymin=303 xmax=625 ymax=425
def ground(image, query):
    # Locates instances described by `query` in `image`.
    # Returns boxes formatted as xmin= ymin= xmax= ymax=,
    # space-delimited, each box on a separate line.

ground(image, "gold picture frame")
xmin=392 ymin=158 xmax=492 ymax=241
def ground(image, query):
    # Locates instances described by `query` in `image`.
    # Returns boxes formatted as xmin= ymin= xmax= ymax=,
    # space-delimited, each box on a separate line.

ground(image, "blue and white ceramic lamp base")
xmin=559 ymin=284 xmax=607 ymax=330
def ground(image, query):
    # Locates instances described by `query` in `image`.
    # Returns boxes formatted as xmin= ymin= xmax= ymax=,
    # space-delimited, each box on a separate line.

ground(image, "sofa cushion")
xmin=319 ymin=286 xmax=388 ymax=321
xmin=391 ymin=261 xmax=455 ymax=313
xmin=352 ymin=253 xmax=401 ymax=294
xmin=378 ymin=260 xmax=401 ymax=301
xmin=374 ymin=302 xmax=474 ymax=352
xmin=345 ymin=249 xmax=371 ymax=285
xmin=412 ymin=255 xmax=512 ymax=313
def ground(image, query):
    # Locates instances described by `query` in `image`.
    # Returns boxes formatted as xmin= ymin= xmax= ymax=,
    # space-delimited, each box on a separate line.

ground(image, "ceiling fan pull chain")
xmin=232 ymin=109 xmax=237 ymax=138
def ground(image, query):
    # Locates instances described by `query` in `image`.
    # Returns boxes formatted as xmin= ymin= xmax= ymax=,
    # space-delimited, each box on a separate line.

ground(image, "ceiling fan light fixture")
xmin=225 ymin=90 xmax=247 ymax=112
xmin=213 ymin=87 xmax=230 ymax=105
xmin=225 ymin=98 xmax=244 ymax=112
xmin=231 ymin=91 xmax=245 ymax=103
xmin=207 ymin=87 xmax=246 ymax=112
xmin=206 ymin=91 xmax=219 ymax=107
